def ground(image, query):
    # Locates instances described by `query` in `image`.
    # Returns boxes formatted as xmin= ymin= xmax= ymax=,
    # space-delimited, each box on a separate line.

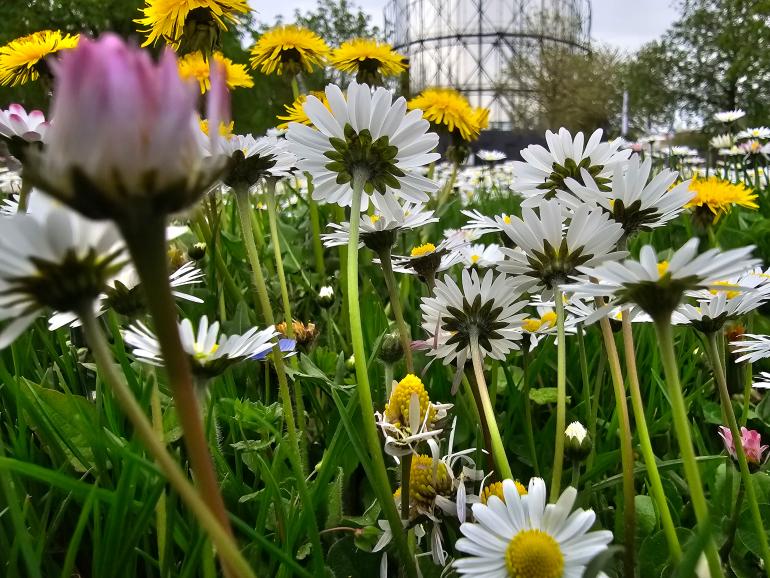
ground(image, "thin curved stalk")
xmin=596 ymin=308 xmax=636 ymax=578
xmin=378 ymin=248 xmax=414 ymax=373
xmin=469 ymin=333 xmax=513 ymax=480
xmin=550 ymin=288 xmax=567 ymax=500
xmin=705 ymin=331 xmax=770 ymax=576
xmin=79 ymin=307 xmax=255 ymax=578
xmin=521 ymin=345 xmax=540 ymax=476
xmin=234 ymin=190 xmax=325 ymax=575
xmin=622 ymin=311 xmax=681 ymax=561
xmin=654 ymin=319 xmax=724 ymax=578
xmin=347 ymin=170 xmax=418 ymax=578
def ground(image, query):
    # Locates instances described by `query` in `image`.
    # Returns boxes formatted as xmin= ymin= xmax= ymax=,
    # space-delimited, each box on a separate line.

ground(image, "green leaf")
xmin=325 ymin=467 xmax=344 ymax=530
xmin=736 ymin=502 xmax=770 ymax=557
xmin=529 ymin=387 xmax=570 ymax=405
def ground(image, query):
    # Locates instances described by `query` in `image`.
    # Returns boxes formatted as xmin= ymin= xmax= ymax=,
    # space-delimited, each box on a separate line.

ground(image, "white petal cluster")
xmin=287 ymin=81 xmax=440 ymax=208
xmin=0 ymin=104 xmax=48 ymax=143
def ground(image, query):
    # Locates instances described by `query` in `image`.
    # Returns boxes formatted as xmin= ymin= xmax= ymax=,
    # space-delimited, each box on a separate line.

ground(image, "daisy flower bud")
xmin=318 ymin=285 xmax=334 ymax=308
xmin=26 ymin=34 xmax=229 ymax=223
xmin=564 ymin=421 xmax=592 ymax=461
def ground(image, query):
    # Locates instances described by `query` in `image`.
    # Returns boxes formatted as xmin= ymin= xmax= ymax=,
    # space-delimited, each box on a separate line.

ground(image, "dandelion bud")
xmin=379 ymin=330 xmax=404 ymax=363
xmin=188 ymin=242 xmax=207 ymax=261
xmin=564 ymin=421 xmax=592 ymax=461
xmin=318 ymin=285 xmax=334 ymax=309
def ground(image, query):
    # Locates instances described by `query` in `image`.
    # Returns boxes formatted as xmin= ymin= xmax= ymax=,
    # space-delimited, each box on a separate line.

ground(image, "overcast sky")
xmin=250 ymin=0 xmax=680 ymax=52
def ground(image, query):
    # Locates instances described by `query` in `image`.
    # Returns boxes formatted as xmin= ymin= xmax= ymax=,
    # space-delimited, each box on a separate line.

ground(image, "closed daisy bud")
xmin=318 ymin=285 xmax=334 ymax=308
xmin=564 ymin=421 xmax=592 ymax=461
xmin=188 ymin=242 xmax=207 ymax=261
xmin=26 ymin=34 xmax=229 ymax=223
xmin=379 ymin=330 xmax=404 ymax=363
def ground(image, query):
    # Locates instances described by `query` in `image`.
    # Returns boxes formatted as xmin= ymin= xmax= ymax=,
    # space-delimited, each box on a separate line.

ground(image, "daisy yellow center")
xmin=384 ymin=374 xmax=434 ymax=429
xmin=193 ymin=342 xmax=218 ymax=360
xmin=540 ymin=311 xmax=557 ymax=328
xmin=505 ymin=529 xmax=564 ymax=578
xmin=410 ymin=243 xmax=436 ymax=257
xmin=471 ymin=254 xmax=480 ymax=263
xmin=710 ymin=280 xmax=741 ymax=299
xmin=503 ymin=215 xmax=512 ymax=224
xmin=406 ymin=454 xmax=451 ymax=510
xmin=481 ymin=480 xmax=527 ymax=504
xmin=657 ymin=261 xmax=669 ymax=277
xmin=522 ymin=318 xmax=543 ymax=333
xmin=369 ymin=214 xmax=380 ymax=224
xmin=411 ymin=243 xmax=436 ymax=257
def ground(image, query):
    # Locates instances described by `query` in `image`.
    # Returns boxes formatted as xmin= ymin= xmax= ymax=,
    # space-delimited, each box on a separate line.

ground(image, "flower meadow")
xmin=2 ymin=4 xmax=770 ymax=578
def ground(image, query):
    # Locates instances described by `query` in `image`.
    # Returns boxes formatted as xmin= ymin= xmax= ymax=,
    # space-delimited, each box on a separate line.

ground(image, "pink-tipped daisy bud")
xmin=25 ymin=34 xmax=229 ymax=222
xmin=564 ymin=421 xmax=592 ymax=461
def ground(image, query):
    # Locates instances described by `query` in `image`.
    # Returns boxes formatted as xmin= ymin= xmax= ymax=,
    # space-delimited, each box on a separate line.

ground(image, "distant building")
xmin=384 ymin=0 xmax=592 ymax=131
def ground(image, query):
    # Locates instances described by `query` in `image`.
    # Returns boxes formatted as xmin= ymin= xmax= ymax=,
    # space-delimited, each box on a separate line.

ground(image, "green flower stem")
xmin=306 ymin=177 xmax=327 ymax=279
xmin=466 ymin=366 xmax=495 ymax=475
xmin=436 ymin=161 xmax=459 ymax=208
xmin=190 ymin=210 xmax=242 ymax=305
xmin=621 ymin=311 xmax=681 ymax=561
xmin=335 ymin=205 xmax=351 ymax=341
xmin=378 ymin=248 xmax=414 ymax=373
xmin=654 ymin=319 xmax=724 ymax=578
xmin=347 ymin=170 xmax=418 ymax=578
xmin=290 ymin=76 xmax=300 ymax=101
xmin=78 ymin=306 xmax=255 ymax=578
xmin=521 ymin=344 xmax=540 ymax=476
xmin=150 ymin=381 xmax=168 ymax=571
xmin=384 ymin=362 xmax=394 ymax=400
xmin=596 ymin=309 xmax=636 ymax=578
xmin=400 ymin=453 xmax=412 ymax=521
xmin=576 ymin=324 xmax=596 ymax=468
xmin=17 ymin=179 xmax=31 ymax=213
xmin=469 ymin=333 xmax=513 ymax=480
xmin=265 ymin=180 xmax=309 ymax=471
xmin=234 ymin=189 xmax=325 ymax=575
xmin=705 ymin=331 xmax=770 ymax=576
xmin=120 ymin=218 xmax=236 ymax=568
xmin=550 ymin=287 xmax=568 ymax=501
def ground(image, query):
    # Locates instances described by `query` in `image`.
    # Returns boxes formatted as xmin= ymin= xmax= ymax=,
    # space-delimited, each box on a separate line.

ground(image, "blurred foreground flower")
xmin=0 ymin=30 xmax=79 ymax=86
xmin=454 ymin=478 xmax=612 ymax=577
xmin=0 ymin=193 xmax=124 ymax=347
xmin=719 ymin=426 xmax=768 ymax=468
xmin=25 ymin=34 xmax=228 ymax=223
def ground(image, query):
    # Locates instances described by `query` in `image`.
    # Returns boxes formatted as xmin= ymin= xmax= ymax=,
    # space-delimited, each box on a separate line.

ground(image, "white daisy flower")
xmin=123 ymin=315 xmax=279 ymax=378
xmin=476 ymin=149 xmax=506 ymax=162
xmin=321 ymin=192 xmax=437 ymax=250
xmin=454 ymin=477 xmax=613 ymax=578
xmin=445 ymin=225 xmax=483 ymax=242
xmin=420 ymin=268 xmax=528 ymax=367
xmin=709 ymin=134 xmax=734 ymax=149
xmin=513 ymin=128 xmax=631 ymax=206
xmin=391 ymin=232 xmax=467 ymax=283
xmin=751 ymin=371 xmax=770 ymax=389
xmin=737 ymin=127 xmax=770 ymax=140
xmin=461 ymin=209 xmax=513 ymax=236
xmin=212 ymin=133 xmax=297 ymax=189
xmin=563 ymin=238 xmax=759 ymax=320
xmin=731 ymin=334 xmax=770 ymax=363
xmin=375 ymin=373 xmax=452 ymax=457
xmin=49 ymin=261 xmax=204 ymax=330
xmin=0 ymin=193 xmax=125 ymax=347
xmin=669 ymin=145 xmax=698 ymax=157
xmin=714 ymin=109 xmax=746 ymax=123
xmin=0 ymin=104 xmax=48 ymax=143
xmin=286 ymin=81 xmax=440 ymax=208
xmin=461 ymin=244 xmax=504 ymax=268
xmin=497 ymin=199 xmax=625 ymax=296
xmin=562 ymin=154 xmax=694 ymax=236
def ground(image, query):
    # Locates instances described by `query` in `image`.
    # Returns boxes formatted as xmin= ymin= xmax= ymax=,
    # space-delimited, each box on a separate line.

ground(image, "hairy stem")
xmin=550 ymin=288 xmax=567 ymax=501
xmin=378 ymin=248 xmax=414 ymax=373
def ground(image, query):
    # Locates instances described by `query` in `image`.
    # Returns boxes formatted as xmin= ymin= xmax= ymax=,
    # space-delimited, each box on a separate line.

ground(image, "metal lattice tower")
xmin=384 ymin=0 xmax=592 ymax=130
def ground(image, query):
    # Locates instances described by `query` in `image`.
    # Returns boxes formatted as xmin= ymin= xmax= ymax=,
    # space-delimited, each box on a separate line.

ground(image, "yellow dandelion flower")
xmin=199 ymin=119 xmax=234 ymax=138
xmin=408 ymin=88 xmax=488 ymax=142
xmin=136 ymin=0 xmax=249 ymax=51
xmin=0 ymin=30 xmax=79 ymax=87
xmin=177 ymin=50 xmax=253 ymax=93
xmin=249 ymin=25 xmax=329 ymax=76
xmin=276 ymin=91 xmax=330 ymax=129
xmin=329 ymin=38 xmax=406 ymax=85
xmin=686 ymin=176 xmax=758 ymax=222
